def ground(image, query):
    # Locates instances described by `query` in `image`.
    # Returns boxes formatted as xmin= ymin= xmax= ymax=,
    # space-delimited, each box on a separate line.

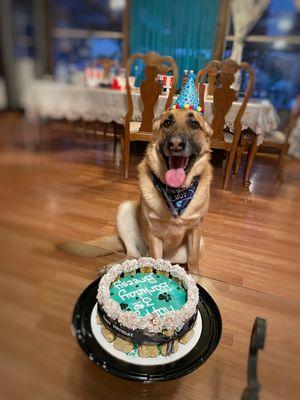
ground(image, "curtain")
xmin=230 ymin=0 xmax=270 ymax=63
xmin=295 ymin=0 xmax=300 ymax=11
xmin=130 ymin=0 xmax=220 ymax=84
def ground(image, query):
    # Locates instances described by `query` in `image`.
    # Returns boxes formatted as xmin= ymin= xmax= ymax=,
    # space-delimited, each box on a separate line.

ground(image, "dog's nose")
xmin=167 ymin=137 xmax=186 ymax=151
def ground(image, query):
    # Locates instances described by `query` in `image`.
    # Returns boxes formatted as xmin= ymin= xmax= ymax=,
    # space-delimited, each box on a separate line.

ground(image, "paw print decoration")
xmin=120 ymin=302 xmax=131 ymax=311
xmin=158 ymin=292 xmax=172 ymax=302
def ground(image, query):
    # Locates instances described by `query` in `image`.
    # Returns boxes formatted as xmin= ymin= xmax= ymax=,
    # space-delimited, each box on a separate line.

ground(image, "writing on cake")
xmin=110 ymin=272 xmax=187 ymax=317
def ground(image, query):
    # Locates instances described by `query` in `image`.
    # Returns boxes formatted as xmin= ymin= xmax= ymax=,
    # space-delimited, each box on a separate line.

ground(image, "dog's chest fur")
xmin=140 ymin=192 xmax=205 ymax=251
xmin=150 ymin=213 xmax=199 ymax=250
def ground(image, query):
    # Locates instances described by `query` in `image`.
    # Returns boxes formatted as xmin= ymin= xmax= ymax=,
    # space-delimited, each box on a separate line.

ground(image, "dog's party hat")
xmin=171 ymin=71 xmax=204 ymax=113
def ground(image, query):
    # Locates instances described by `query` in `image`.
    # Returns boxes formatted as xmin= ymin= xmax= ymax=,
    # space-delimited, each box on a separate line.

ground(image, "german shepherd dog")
xmin=60 ymin=109 xmax=212 ymax=274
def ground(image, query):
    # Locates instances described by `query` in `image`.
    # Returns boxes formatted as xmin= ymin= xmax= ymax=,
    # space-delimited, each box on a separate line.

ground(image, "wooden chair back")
xmin=196 ymin=60 xmax=221 ymax=107
xmin=197 ymin=59 xmax=255 ymax=188
xmin=199 ymin=59 xmax=255 ymax=144
xmin=96 ymin=58 xmax=119 ymax=80
xmin=125 ymin=51 xmax=178 ymax=134
xmin=259 ymin=99 xmax=298 ymax=181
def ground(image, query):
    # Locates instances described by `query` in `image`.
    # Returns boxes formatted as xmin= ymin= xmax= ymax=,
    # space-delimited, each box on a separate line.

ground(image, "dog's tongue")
xmin=165 ymin=156 xmax=186 ymax=188
xmin=166 ymin=168 xmax=185 ymax=188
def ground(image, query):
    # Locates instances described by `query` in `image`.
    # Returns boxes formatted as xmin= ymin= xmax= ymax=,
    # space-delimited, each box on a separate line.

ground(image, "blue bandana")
xmin=152 ymin=173 xmax=200 ymax=218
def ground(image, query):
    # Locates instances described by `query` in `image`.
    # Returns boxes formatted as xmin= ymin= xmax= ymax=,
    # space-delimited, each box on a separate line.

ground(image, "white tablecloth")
xmin=24 ymin=80 xmax=280 ymax=145
xmin=24 ymin=80 xmax=168 ymax=125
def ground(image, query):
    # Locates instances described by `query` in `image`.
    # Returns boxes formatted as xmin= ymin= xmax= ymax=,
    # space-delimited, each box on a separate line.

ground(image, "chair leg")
xmin=93 ymin=122 xmax=98 ymax=138
xmin=234 ymin=145 xmax=244 ymax=176
xmin=113 ymin=121 xmax=118 ymax=144
xmin=243 ymin=134 xmax=258 ymax=187
xmin=223 ymin=134 xmax=240 ymax=189
xmin=81 ymin=120 xmax=87 ymax=137
xmin=120 ymin=135 xmax=124 ymax=153
xmin=223 ymin=152 xmax=234 ymax=189
xmin=124 ymin=141 xmax=130 ymax=178
xmin=124 ymin=135 xmax=130 ymax=178
xmin=103 ymin=123 xmax=108 ymax=138
xmin=278 ymin=147 xmax=286 ymax=182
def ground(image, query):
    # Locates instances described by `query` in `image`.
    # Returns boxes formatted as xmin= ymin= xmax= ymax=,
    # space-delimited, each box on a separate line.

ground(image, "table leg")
xmin=103 ymin=122 xmax=108 ymax=138
xmin=243 ymin=134 xmax=258 ymax=187
xmin=234 ymin=144 xmax=244 ymax=176
xmin=112 ymin=121 xmax=118 ymax=144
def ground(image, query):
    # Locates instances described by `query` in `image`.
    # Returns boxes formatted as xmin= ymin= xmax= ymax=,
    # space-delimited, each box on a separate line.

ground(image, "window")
xmin=12 ymin=0 xmax=36 ymax=59
xmin=51 ymin=0 xmax=126 ymax=71
xmin=225 ymin=0 xmax=300 ymax=111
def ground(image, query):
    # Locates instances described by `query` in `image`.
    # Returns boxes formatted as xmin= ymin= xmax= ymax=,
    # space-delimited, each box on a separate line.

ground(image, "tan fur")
xmin=58 ymin=109 xmax=212 ymax=274
xmin=57 ymin=235 xmax=124 ymax=258
xmin=136 ymin=109 xmax=212 ymax=273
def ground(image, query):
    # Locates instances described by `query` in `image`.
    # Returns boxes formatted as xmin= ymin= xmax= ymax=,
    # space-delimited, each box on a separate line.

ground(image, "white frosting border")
xmin=97 ymin=258 xmax=199 ymax=333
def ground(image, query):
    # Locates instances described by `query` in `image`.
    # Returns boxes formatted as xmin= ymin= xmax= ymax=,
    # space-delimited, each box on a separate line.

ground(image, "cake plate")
xmin=71 ymin=277 xmax=222 ymax=382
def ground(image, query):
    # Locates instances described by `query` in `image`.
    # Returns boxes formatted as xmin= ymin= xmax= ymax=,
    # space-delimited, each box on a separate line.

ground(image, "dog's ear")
xmin=153 ymin=110 xmax=170 ymax=133
xmin=152 ymin=110 xmax=168 ymax=136
xmin=202 ymin=118 xmax=213 ymax=137
xmin=152 ymin=118 xmax=161 ymax=133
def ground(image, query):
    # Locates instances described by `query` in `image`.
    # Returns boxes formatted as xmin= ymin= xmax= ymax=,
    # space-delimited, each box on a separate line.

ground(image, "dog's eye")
xmin=162 ymin=119 xmax=173 ymax=128
xmin=190 ymin=120 xmax=200 ymax=130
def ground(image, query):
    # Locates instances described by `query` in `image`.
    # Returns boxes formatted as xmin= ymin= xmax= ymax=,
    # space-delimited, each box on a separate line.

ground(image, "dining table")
xmin=24 ymin=79 xmax=280 ymax=184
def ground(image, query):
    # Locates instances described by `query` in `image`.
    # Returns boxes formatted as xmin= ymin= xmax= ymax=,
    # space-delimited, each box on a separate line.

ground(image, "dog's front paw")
xmin=187 ymin=258 xmax=201 ymax=275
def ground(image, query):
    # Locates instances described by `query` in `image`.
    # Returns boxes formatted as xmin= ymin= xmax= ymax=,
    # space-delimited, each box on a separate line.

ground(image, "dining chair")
xmin=123 ymin=51 xmax=178 ymax=178
xmin=77 ymin=58 xmax=119 ymax=139
xmin=196 ymin=59 xmax=221 ymax=101
xmin=97 ymin=58 xmax=119 ymax=78
xmin=198 ymin=59 xmax=255 ymax=189
xmin=235 ymin=103 xmax=298 ymax=183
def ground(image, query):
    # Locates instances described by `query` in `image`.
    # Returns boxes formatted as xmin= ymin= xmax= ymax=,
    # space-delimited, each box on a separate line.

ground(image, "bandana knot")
xmin=152 ymin=173 xmax=200 ymax=218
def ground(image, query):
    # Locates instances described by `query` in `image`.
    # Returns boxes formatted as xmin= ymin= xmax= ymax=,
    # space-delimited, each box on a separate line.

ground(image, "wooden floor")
xmin=0 ymin=113 xmax=299 ymax=400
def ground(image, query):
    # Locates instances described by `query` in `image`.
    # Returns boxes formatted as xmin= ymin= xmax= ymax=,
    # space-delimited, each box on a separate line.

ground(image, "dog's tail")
xmin=57 ymin=235 xmax=125 ymax=258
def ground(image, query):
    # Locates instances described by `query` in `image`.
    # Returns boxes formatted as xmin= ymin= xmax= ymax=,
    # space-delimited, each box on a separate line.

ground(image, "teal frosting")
xmin=110 ymin=272 xmax=187 ymax=318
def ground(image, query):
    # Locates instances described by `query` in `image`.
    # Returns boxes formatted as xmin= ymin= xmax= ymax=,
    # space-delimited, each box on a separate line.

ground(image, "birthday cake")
xmin=96 ymin=258 xmax=199 ymax=357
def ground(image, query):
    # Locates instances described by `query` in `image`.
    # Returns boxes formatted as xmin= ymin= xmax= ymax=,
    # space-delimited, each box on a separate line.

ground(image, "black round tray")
xmin=71 ymin=278 xmax=222 ymax=382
